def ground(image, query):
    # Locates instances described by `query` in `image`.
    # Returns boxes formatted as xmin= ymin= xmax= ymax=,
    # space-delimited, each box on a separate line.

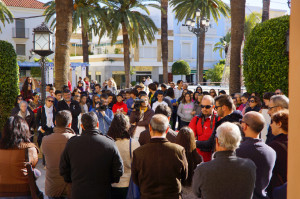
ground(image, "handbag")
xmin=126 ymin=138 xmax=140 ymax=199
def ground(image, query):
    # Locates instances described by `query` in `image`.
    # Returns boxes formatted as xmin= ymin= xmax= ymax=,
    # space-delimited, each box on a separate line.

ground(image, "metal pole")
xmin=40 ymin=56 xmax=46 ymax=103
xmin=196 ymin=18 xmax=200 ymax=86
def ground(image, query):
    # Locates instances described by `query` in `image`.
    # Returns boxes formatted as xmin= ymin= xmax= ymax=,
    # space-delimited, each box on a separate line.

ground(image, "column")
xmin=48 ymin=63 xmax=54 ymax=85
xmin=288 ymin=1 xmax=300 ymax=198
xmin=81 ymin=63 xmax=86 ymax=79
xmin=71 ymin=65 xmax=77 ymax=90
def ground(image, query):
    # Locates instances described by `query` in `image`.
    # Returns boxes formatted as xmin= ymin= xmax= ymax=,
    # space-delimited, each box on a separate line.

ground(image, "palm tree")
xmin=244 ymin=12 xmax=261 ymax=40
xmin=170 ymin=0 xmax=230 ymax=83
xmin=0 ymin=1 xmax=13 ymax=33
xmin=103 ymin=0 xmax=159 ymax=88
xmin=213 ymin=31 xmax=231 ymax=58
xmin=161 ymin=0 xmax=168 ymax=83
xmin=262 ymin=0 xmax=270 ymax=22
xmin=54 ymin=0 xmax=73 ymax=90
xmin=44 ymin=0 xmax=104 ymax=77
xmin=229 ymin=0 xmax=246 ymax=94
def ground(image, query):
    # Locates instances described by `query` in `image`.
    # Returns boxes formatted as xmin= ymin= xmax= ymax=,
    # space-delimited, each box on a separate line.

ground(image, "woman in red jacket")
xmin=112 ymin=93 xmax=128 ymax=115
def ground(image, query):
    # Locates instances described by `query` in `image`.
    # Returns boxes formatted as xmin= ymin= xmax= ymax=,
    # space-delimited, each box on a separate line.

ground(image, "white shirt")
xmin=174 ymin=87 xmax=183 ymax=100
xmin=152 ymin=101 xmax=168 ymax=111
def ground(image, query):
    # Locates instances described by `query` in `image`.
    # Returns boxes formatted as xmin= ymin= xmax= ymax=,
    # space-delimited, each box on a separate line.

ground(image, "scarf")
xmin=44 ymin=105 xmax=54 ymax=128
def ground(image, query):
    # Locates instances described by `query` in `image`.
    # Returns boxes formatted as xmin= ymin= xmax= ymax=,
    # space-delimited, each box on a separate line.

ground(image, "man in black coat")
xmin=60 ymin=112 xmax=123 ymax=199
xmin=196 ymin=94 xmax=243 ymax=152
xmin=57 ymin=89 xmax=81 ymax=134
xmin=192 ymin=122 xmax=256 ymax=199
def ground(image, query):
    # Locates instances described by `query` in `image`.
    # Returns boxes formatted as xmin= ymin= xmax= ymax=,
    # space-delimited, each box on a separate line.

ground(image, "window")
xmin=16 ymin=44 xmax=26 ymax=56
xmin=15 ymin=19 xmax=25 ymax=38
xmin=140 ymin=47 xmax=156 ymax=58
xmin=181 ymin=42 xmax=192 ymax=59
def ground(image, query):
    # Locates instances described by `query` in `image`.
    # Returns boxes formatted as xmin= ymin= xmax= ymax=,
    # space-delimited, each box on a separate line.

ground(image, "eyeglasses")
xmin=249 ymin=100 xmax=255 ymax=103
xmin=268 ymin=106 xmax=278 ymax=110
xmin=275 ymin=92 xmax=281 ymax=95
xmin=239 ymin=120 xmax=249 ymax=125
xmin=214 ymin=105 xmax=222 ymax=110
xmin=201 ymin=105 xmax=212 ymax=109
xmin=47 ymin=100 xmax=54 ymax=103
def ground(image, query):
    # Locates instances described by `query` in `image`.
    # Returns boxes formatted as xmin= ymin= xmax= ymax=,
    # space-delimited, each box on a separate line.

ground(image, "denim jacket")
xmin=91 ymin=108 xmax=114 ymax=135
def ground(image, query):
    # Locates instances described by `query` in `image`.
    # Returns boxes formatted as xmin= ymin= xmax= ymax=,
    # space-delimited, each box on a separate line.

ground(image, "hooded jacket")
xmin=196 ymin=111 xmax=243 ymax=152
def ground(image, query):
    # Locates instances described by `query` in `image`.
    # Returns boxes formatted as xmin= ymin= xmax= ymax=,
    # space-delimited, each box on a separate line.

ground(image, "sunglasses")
xmin=249 ymin=100 xmax=255 ymax=103
xmin=214 ymin=105 xmax=222 ymax=110
xmin=239 ymin=120 xmax=249 ymax=125
xmin=47 ymin=100 xmax=54 ymax=103
xmin=201 ymin=105 xmax=212 ymax=109
xmin=275 ymin=93 xmax=281 ymax=95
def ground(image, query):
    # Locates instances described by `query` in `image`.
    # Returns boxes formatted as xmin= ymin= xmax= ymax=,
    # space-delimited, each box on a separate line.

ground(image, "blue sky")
xmin=38 ymin=0 xmax=290 ymax=11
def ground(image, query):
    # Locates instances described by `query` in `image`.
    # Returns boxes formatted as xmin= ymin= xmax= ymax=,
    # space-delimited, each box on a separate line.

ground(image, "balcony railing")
xmin=12 ymin=28 xmax=29 ymax=39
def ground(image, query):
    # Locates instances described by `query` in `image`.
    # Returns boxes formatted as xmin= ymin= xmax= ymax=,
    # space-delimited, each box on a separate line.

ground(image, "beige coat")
xmin=41 ymin=127 xmax=75 ymax=197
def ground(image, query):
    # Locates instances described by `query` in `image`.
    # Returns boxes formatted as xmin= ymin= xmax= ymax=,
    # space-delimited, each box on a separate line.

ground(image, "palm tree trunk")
xmin=122 ymin=22 xmax=130 ymax=88
xmin=55 ymin=0 xmax=73 ymax=90
xmin=229 ymin=0 xmax=245 ymax=94
xmin=161 ymin=0 xmax=168 ymax=84
xmin=81 ymin=15 xmax=90 ymax=77
xmin=198 ymin=23 xmax=206 ymax=84
xmin=262 ymin=0 xmax=270 ymax=22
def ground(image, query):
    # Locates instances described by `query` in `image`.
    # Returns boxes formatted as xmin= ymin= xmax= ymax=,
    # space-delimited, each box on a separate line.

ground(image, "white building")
xmin=0 ymin=0 xmax=54 ymax=79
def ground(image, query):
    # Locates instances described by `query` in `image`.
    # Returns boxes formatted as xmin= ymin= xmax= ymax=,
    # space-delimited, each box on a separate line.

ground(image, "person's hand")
xmin=29 ymin=99 xmax=33 ymax=103
xmin=100 ymin=111 xmax=105 ymax=116
xmin=40 ymin=128 xmax=45 ymax=133
xmin=191 ymin=111 xmax=196 ymax=115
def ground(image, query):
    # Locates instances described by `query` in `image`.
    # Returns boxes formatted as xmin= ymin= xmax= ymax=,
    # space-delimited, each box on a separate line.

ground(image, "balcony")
xmin=12 ymin=28 xmax=29 ymax=39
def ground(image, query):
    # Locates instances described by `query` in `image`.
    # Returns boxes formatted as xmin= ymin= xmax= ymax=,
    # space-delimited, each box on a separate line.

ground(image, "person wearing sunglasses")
xmin=36 ymin=96 xmax=57 ymax=149
xmin=245 ymin=96 xmax=262 ymax=114
xmin=189 ymin=95 xmax=219 ymax=162
xmin=195 ymin=94 xmax=243 ymax=153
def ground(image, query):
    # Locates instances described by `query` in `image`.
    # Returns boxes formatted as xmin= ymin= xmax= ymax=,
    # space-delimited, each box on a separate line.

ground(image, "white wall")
xmin=0 ymin=7 xmax=55 ymax=61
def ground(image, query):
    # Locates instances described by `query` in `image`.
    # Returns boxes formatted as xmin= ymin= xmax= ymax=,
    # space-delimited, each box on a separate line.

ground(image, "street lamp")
xmin=287 ymin=0 xmax=291 ymax=8
xmin=33 ymin=22 xmax=54 ymax=102
xmin=183 ymin=11 xmax=210 ymax=85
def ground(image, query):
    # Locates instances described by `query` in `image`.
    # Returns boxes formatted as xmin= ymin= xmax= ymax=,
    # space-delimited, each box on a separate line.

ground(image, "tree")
xmin=170 ymin=0 xmax=230 ymax=83
xmin=262 ymin=0 xmax=270 ymax=22
xmin=172 ymin=60 xmax=191 ymax=78
xmin=229 ymin=0 xmax=246 ymax=94
xmin=213 ymin=31 xmax=231 ymax=58
xmin=44 ymin=0 xmax=106 ymax=77
xmin=161 ymin=0 xmax=168 ymax=83
xmin=0 ymin=41 xmax=19 ymax=130
xmin=0 ymin=1 xmax=13 ymax=33
xmin=205 ymin=59 xmax=225 ymax=85
xmin=244 ymin=12 xmax=261 ymax=40
xmin=103 ymin=0 xmax=159 ymax=88
xmin=244 ymin=16 xmax=289 ymax=96
xmin=54 ymin=0 xmax=73 ymax=90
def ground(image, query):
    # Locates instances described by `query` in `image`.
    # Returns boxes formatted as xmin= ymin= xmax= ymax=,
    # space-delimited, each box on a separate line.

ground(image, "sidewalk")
xmin=36 ymin=159 xmax=48 ymax=199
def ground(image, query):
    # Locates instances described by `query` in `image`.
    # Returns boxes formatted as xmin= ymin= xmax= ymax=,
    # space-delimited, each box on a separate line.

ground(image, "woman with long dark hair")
xmin=10 ymin=95 xmax=24 ymax=115
xmin=108 ymin=114 xmax=140 ymax=199
xmin=245 ymin=96 xmax=262 ymax=113
xmin=176 ymin=127 xmax=202 ymax=199
xmin=21 ymin=77 xmax=35 ymax=102
xmin=0 ymin=116 xmax=39 ymax=198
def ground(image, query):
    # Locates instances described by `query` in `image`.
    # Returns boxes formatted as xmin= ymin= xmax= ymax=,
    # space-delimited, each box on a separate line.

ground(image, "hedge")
xmin=172 ymin=60 xmax=191 ymax=75
xmin=0 ymin=40 xmax=20 ymax=130
xmin=243 ymin=15 xmax=289 ymax=96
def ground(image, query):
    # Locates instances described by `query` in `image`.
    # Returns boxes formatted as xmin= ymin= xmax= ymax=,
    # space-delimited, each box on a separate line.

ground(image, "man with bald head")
xmin=236 ymin=111 xmax=276 ymax=199
xmin=189 ymin=95 xmax=218 ymax=161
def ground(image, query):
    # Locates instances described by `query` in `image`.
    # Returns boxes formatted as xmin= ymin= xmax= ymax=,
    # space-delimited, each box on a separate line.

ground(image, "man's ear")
xmin=81 ymin=123 xmax=85 ymax=130
xmin=97 ymin=121 xmax=99 ymax=128
xmin=68 ymin=123 xmax=72 ymax=128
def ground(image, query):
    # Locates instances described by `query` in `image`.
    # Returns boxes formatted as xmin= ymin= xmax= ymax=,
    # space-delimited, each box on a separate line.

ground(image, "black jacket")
xmin=60 ymin=129 xmax=123 ymax=199
xmin=196 ymin=111 xmax=243 ymax=152
xmin=57 ymin=100 xmax=81 ymax=134
xmin=36 ymin=106 xmax=57 ymax=132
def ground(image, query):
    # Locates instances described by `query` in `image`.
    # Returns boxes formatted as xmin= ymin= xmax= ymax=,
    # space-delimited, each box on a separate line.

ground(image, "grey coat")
xmin=192 ymin=151 xmax=256 ymax=199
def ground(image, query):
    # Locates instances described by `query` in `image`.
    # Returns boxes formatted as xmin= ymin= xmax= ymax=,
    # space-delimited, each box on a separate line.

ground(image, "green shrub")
xmin=205 ymin=59 xmax=225 ymax=85
xmin=243 ymin=15 xmax=289 ymax=96
xmin=131 ymin=81 xmax=137 ymax=86
xmin=0 ymin=40 xmax=20 ymax=130
xmin=172 ymin=60 xmax=191 ymax=75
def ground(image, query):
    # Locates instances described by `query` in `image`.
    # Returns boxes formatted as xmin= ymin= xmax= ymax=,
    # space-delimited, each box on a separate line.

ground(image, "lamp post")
xmin=184 ymin=9 xmax=210 ymax=85
xmin=33 ymin=22 xmax=54 ymax=103
xmin=287 ymin=0 xmax=291 ymax=8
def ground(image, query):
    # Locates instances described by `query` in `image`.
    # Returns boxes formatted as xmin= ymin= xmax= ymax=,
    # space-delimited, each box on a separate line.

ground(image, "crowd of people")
xmin=0 ymin=76 xmax=288 ymax=199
